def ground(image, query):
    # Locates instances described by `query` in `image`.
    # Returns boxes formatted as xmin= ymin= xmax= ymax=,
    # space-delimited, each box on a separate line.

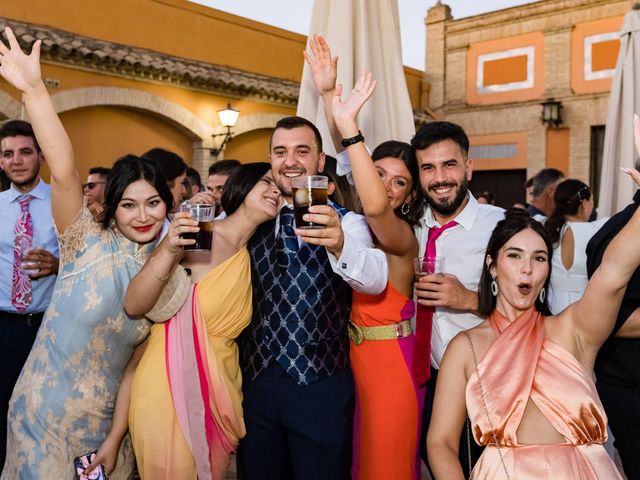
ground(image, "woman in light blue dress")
xmin=0 ymin=27 xmax=174 ymax=479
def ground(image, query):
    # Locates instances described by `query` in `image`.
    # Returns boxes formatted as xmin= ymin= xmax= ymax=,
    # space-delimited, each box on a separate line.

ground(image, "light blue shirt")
xmin=0 ymin=179 xmax=59 ymax=313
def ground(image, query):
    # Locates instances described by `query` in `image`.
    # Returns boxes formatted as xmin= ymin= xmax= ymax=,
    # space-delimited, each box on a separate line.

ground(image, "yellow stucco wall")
xmin=1 ymin=0 xmax=425 ymax=179
xmin=2 ymin=0 xmax=307 ymax=82
xmin=224 ymin=129 xmax=272 ymax=165
xmin=60 ymin=106 xmax=195 ymax=178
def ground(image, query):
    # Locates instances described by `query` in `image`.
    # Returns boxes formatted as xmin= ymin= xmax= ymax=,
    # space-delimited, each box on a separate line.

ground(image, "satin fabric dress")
xmin=350 ymin=283 xmax=421 ymax=480
xmin=129 ymin=248 xmax=251 ymax=479
xmin=3 ymin=206 xmax=152 ymax=480
xmin=466 ymin=307 xmax=622 ymax=479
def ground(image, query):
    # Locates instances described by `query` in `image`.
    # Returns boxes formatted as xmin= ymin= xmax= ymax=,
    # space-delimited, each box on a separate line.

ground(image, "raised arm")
xmin=569 ymin=116 xmax=640 ymax=351
xmin=0 ymin=27 xmax=82 ymax=232
xmin=303 ymin=34 xmax=344 ymax=155
xmin=331 ymin=70 xmax=416 ymax=256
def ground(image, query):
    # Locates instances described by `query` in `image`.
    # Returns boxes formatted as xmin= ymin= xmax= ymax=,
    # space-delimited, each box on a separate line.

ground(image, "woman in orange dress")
xmin=312 ymin=43 xmax=424 ymax=476
xmin=427 ymin=128 xmax=640 ymax=478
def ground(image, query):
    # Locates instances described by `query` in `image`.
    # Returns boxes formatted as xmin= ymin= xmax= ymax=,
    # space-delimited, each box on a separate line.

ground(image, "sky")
xmin=190 ymin=0 xmax=534 ymax=70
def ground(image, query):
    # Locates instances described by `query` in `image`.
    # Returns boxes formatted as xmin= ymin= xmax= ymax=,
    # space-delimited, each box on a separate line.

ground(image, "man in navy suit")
xmin=238 ymin=116 xmax=387 ymax=480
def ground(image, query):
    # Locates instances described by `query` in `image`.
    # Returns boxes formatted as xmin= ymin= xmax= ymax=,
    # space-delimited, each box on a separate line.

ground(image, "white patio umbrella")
xmin=297 ymin=0 xmax=416 ymax=157
xmin=598 ymin=6 xmax=640 ymax=216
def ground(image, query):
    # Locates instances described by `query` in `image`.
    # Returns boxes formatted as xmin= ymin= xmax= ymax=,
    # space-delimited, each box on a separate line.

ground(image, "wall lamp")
xmin=210 ymin=103 xmax=240 ymax=158
xmin=540 ymin=98 xmax=563 ymax=128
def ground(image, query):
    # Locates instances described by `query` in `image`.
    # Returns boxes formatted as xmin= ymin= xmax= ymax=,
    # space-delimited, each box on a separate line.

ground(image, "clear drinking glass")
xmin=413 ymin=256 xmax=444 ymax=281
xmin=291 ymin=175 xmax=328 ymax=229
xmin=179 ymin=203 xmax=214 ymax=251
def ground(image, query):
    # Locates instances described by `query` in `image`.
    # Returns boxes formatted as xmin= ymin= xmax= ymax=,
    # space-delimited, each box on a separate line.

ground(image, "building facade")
xmin=0 ymin=0 xmax=428 ymax=180
xmin=425 ymin=0 xmax=629 ymax=206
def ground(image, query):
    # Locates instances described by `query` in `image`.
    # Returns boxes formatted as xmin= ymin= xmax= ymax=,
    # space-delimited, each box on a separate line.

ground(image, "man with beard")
xmin=238 ymin=116 xmax=387 ymax=479
xmin=412 ymin=121 xmax=503 ymax=477
xmin=0 ymin=120 xmax=59 ymax=469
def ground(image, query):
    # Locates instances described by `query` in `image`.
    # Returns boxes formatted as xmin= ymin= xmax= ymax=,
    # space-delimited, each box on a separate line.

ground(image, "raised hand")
xmin=331 ymin=69 xmax=377 ymax=137
xmin=303 ymin=34 xmax=338 ymax=97
xmin=0 ymin=27 xmax=42 ymax=94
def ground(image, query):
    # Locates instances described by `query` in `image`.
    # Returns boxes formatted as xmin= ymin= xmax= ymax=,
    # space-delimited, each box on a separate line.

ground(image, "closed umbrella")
xmin=297 ymin=0 xmax=415 ymax=156
xmin=599 ymin=6 xmax=640 ymax=216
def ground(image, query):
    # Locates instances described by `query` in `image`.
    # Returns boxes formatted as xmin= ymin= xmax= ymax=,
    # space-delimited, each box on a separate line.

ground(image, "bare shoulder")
xmin=443 ymin=320 xmax=492 ymax=377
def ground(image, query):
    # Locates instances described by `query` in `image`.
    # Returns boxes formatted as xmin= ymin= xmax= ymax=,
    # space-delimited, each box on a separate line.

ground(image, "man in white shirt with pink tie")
xmin=412 ymin=121 xmax=503 ymax=477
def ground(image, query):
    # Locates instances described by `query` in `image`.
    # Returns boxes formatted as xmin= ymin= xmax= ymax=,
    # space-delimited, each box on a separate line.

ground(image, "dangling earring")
xmin=490 ymin=275 xmax=499 ymax=297
xmin=539 ymin=287 xmax=546 ymax=303
xmin=401 ymin=199 xmax=410 ymax=215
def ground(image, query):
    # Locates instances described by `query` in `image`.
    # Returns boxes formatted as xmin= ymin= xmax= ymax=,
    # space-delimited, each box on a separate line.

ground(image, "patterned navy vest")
xmin=240 ymin=204 xmax=352 ymax=385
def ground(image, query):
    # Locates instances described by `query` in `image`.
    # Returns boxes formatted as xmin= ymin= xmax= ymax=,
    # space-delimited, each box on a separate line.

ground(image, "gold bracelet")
xmin=148 ymin=256 xmax=169 ymax=282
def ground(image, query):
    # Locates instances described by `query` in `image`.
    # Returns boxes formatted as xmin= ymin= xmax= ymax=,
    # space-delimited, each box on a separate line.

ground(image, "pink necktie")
xmin=413 ymin=220 xmax=457 ymax=386
xmin=12 ymin=195 xmax=34 ymax=313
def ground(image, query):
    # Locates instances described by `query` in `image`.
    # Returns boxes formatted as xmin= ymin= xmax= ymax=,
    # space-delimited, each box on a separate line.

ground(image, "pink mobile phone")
xmin=73 ymin=451 xmax=108 ymax=480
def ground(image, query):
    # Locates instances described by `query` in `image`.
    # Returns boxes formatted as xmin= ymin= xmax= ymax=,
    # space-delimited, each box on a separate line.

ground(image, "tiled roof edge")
xmin=0 ymin=18 xmax=433 ymax=123
xmin=0 ymin=17 xmax=300 ymax=106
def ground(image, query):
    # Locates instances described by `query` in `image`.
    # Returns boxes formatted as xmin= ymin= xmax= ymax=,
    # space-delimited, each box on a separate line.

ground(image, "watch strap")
xmin=340 ymin=131 xmax=364 ymax=148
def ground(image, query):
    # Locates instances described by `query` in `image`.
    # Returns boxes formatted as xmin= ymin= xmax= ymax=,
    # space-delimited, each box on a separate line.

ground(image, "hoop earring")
xmin=539 ymin=287 xmax=546 ymax=303
xmin=490 ymin=275 xmax=499 ymax=297
xmin=401 ymin=200 xmax=410 ymax=215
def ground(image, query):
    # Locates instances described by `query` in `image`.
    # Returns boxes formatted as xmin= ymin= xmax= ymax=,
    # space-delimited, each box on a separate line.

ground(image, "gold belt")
xmin=348 ymin=320 xmax=413 ymax=346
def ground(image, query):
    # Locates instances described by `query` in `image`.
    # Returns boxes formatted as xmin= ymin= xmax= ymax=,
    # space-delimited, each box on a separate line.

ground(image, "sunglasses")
xmin=83 ymin=181 xmax=106 ymax=190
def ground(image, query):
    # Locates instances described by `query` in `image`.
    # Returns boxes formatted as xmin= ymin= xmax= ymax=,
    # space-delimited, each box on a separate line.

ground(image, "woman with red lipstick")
xmin=0 ymin=28 xmax=175 ymax=479
xmin=123 ymin=162 xmax=282 ymax=479
xmin=427 ymin=126 xmax=640 ymax=477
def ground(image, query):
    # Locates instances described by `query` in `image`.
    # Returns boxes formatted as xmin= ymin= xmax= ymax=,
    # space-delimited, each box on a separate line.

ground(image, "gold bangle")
xmin=148 ymin=256 xmax=169 ymax=282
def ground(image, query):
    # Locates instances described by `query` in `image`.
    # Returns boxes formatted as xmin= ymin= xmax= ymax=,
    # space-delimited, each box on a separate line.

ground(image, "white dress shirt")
xmin=276 ymin=202 xmax=388 ymax=295
xmin=415 ymin=194 xmax=504 ymax=368
xmin=0 ymin=179 xmax=59 ymax=313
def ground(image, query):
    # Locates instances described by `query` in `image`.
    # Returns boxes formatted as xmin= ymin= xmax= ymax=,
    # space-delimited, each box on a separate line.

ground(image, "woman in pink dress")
xmin=427 ymin=124 xmax=640 ymax=478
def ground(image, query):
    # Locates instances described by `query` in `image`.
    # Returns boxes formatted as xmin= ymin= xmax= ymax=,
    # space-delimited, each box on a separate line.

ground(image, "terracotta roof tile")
xmin=1 ymin=17 xmax=300 ymax=105
xmin=0 ymin=17 xmax=433 ymax=123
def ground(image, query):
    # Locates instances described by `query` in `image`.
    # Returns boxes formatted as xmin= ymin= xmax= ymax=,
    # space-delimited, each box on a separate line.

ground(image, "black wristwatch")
xmin=340 ymin=131 xmax=364 ymax=148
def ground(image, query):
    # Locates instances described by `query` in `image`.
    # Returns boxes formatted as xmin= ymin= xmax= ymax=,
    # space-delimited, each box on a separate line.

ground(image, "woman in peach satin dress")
xmin=426 ymin=120 xmax=640 ymax=479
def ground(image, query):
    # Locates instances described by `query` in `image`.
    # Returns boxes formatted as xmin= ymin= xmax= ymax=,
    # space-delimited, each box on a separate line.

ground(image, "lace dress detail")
xmin=3 ymin=206 xmax=155 ymax=480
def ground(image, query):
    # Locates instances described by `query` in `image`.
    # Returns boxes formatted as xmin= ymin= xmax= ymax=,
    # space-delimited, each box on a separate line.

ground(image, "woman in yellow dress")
xmin=124 ymin=162 xmax=282 ymax=479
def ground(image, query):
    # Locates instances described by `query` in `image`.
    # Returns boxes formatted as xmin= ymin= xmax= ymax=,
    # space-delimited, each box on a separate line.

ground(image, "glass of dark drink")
xmin=291 ymin=175 xmax=328 ymax=229
xmin=179 ymin=203 xmax=214 ymax=251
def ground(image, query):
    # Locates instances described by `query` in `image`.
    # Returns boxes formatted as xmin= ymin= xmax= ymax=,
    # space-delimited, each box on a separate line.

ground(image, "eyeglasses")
xmin=83 ymin=181 xmax=106 ymax=190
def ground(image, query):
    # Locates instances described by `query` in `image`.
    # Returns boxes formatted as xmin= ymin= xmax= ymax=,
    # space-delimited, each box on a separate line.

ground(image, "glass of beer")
xmin=291 ymin=175 xmax=328 ymax=229
xmin=179 ymin=203 xmax=214 ymax=251
xmin=414 ymin=256 xmax=444 ymax=281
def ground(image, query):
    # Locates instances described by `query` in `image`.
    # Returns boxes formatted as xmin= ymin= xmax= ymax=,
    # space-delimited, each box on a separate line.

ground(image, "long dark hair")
xmin=221 ymin=162 xmax=272 ymax=216
xmin=101 ymin=155 xmax=173 ymax=229
xmin=478 ymin=208 xmax=553 ymax=316
xmin=323 ymin=155 xmax=361 ymax=213
xmin=544 ymin=179 xmax=591 ymax=246
xmin=371 ymin=140 xmax=423 ymax=225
